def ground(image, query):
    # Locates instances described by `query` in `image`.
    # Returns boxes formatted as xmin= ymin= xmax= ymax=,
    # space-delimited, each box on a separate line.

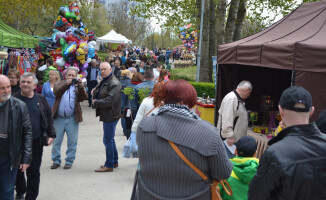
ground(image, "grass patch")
xmin=170 ymin=65 xmax=197 ymax=82
xmin=97 ymin=51 xmax=110 ymax=61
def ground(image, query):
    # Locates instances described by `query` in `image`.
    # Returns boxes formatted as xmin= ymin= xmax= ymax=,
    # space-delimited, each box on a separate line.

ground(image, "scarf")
xmin=153 ymin=104 xmax=200 ymax=120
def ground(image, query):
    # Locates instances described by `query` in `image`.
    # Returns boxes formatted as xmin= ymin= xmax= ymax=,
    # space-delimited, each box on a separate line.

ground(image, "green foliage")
xmin=123 ymin=87 xmax=135 ymax=100
xmin=189 ymin=82 xmax=215 ymax=98
xmin=129 ymin=0 xmax=198 ymax=28
xmin=138 ymin=87 xmax=152 ymax=104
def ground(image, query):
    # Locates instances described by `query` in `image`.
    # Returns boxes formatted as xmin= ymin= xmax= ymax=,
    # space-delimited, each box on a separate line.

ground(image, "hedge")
xmin=189 ymin=82 xmax=215 ymax=98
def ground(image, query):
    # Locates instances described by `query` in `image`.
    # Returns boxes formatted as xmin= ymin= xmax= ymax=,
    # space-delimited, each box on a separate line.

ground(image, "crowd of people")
xmin=1 ymin=47 xmax=326 ymax=200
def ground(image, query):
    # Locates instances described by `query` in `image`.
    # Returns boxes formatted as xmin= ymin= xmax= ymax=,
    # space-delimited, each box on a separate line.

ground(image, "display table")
xmin=247 ymin=130 xmax=269 ymax=158
xmin=194 ymin=102 xmax=215 ymax=125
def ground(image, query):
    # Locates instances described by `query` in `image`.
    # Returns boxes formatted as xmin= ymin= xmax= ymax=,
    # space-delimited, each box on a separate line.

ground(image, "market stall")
xmin=215 ymin=0 xmax=326 ymax=134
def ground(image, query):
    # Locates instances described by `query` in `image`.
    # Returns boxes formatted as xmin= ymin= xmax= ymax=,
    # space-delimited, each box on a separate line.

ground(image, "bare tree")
xmin=107 ymin=1 xmax=152 ymax=45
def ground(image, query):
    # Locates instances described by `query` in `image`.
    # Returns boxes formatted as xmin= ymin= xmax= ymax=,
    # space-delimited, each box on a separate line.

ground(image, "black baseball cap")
xmin=279 ymin=86 xmax=312 ymax=112
xmin=236 ymin=136 xmax=257 ymax=157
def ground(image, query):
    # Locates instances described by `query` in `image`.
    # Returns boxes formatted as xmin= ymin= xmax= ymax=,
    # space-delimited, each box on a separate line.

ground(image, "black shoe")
xmin=50 ymin=163 xmax=60 ymax=169
xmin=63 ymin=164 xmax=72 ymax=169
xmin=16 ymin=194 xmax=25 ymax=200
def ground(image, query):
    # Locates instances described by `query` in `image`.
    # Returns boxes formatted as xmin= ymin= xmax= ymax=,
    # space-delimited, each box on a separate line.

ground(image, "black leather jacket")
xmin=8 ymin=97 xmax=33 ymax=168
xmin=15 ymin=93 xmax=56 ymax=141
xmin=93 ymin=74 xmax=121 ymax=122
xmin=249 ymin=123 xmax=326 ymax=200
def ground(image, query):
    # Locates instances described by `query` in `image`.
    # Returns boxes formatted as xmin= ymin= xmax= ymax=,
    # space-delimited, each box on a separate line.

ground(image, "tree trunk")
xmin=199 ymin=0 xmax=210 ymax=82
xmin=216 ymin=0 xmax=227 ymax=46
xmin=233 ymin=0 xmax=247 ymax=41
xmin=208 ymin=0 xmax=217 ymax=82
xmin=224 ymin=0 xmax=241 ymax=43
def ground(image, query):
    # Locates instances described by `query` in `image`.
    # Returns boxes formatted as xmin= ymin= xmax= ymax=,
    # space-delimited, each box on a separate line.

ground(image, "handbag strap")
xmin=145 ymin=107 xmax=156 ymax=117
xmin=167 ymin=140 xmax=208 ymax=182
xmin=168 ymin=140 xmax=233 ymax=198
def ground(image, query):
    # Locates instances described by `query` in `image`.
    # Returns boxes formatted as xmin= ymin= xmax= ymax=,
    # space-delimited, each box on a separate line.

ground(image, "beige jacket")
xmin=217 ymin=91 xmax=248 ymax=142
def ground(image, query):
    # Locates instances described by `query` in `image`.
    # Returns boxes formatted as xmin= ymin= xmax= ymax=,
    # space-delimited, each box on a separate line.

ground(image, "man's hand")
xmin=227 ymin=137 xmax=235 ymax=146
xmin=20 ymin=164 xmax=30 ymax=172
xmin=91 ymin=88 xmax=95 ymax=96
xmin=48 ymin=137 xmax=54 ymax=146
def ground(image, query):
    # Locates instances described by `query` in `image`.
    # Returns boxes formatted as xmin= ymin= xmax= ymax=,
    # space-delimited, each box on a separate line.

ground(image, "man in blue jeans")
xmin=50 ymin=68 xmax=88 ymax=170
xmin=0 ymin=75 xmax=32 ymax=200
xmin=92 ymin=62 xmax=121 ymax=172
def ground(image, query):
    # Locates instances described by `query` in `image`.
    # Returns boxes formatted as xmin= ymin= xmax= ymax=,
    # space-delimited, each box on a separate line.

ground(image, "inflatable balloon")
xmin=76 ymin=48 xmax=85 ymax=64
xmin=64 ymin=42 xmax=77 ymax=58
xmin=56 ymin=57 xmax=66 ymax=67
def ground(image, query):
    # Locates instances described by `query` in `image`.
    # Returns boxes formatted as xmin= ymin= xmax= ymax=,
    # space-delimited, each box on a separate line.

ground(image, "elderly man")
xmin=51 ymin=68 xmax=87 ymax=170
xmin=14 ymin=72 xmax=56 ymax=200
xmin=249 ymin=86 xmax=326 ymax=200
xmin=86 ymin=59 xmax=99 ymax=107
xmin=217 ymin=80 xmax=252 ymax=158
xmin=92 ymin=62 xmax=121 ymax=172
xmin=0 ymin=75 xmax=32 ymax=200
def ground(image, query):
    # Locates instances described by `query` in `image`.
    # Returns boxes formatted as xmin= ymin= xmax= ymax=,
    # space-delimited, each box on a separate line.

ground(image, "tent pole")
xmin=291 ymin=70 xmax=295 ymax=86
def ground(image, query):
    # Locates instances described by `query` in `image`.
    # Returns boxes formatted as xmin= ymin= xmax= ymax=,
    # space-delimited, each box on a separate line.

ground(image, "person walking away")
xmin=132 ymin=80 xmax=232 ymax=199
xmin=0 ymin=75 xmax=32 ymax=200
xmin=50 ymin=67 xmax=87 ymax=170
xmin=42 ymin=70 xmax=61 ymax=108
xmin=133 ymin=69 xmax=155 ymax=116
xmin=120 ymin=70 xmax=132 ymax=139
xmin=8 ymin=70 xmax=21 ymax=96
xmin=15 ymin=72 xmax=56 ymax=200
xmin=217 ymin=80 xmax=252 ymax=158
xmin=219 ymin=136 xmax=258 ymax=200
xmin=86 ymin=59 xmax=99 ymax=107
xmin=248 ymin=86 xmax=326 ymax=200
xmin=92 ymin=62 xmax=122 ymax=172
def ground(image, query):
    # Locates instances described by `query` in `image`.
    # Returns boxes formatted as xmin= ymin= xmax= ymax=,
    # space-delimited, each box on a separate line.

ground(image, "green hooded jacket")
xmin=219 ymin=157 xmax=259 ymax=200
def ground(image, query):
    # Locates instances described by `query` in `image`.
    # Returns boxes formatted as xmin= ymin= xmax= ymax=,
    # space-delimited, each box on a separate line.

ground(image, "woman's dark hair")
xmin=131 ymin=72 xmax=143 ymax=83
xmin=163 ymin=79 xmax=197 ymax=108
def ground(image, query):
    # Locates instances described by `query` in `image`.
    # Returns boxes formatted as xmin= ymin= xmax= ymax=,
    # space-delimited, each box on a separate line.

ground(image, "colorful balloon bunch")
xmin=179 ymin=24 xmax=197 ymax=50
xmin=50 ymin=1 xmax=97 ymax=78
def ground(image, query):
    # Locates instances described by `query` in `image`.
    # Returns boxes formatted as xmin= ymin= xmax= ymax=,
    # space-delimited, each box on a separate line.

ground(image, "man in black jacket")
xmin=92 ymin=62 xmax=121 ymax=172
xmin=14 ymin=72 xmax=56 ymax=200
xmin=249 ymin=86 xmax=326 ymax=200
xmin=0 ymin=75 xmax=32 ymax=200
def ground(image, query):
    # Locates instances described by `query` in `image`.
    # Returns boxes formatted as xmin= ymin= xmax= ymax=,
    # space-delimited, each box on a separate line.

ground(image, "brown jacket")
xmin=52 ymin=80 xmax=88 ymax=123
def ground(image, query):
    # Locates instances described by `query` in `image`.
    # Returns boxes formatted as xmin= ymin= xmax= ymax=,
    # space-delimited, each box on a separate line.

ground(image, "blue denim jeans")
xmin=52 ymin=116 xmax=79 ymax=165
xmin=103 ymin=120 xmax=119 ymax=168
xmin=0 ymin=159 xmax=18 ymax=200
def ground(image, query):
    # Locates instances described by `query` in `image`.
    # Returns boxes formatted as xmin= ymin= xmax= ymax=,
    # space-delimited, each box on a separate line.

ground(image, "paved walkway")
xmin=38 ymin=102 xmax=138 ymax=200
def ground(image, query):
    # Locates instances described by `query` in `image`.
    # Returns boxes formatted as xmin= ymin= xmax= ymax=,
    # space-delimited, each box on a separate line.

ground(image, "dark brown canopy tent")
xmin=215 ymin=1 xmax=326 ymax=123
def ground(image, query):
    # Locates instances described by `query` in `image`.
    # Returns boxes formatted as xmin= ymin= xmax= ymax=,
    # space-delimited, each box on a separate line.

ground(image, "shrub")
xmin=189 ymin=82 xmax=215 ymax=98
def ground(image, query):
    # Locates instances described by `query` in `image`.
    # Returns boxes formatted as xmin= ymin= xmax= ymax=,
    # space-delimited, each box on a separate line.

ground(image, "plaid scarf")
xmin=153 ymin=104 xmax=200 ymax=120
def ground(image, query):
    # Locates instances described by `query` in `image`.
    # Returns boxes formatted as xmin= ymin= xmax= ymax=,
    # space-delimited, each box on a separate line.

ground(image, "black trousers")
xmin=88 ymin=80 xmax=98 ymax=106
xmin=15 ymin=138 xmax=43 ymax=200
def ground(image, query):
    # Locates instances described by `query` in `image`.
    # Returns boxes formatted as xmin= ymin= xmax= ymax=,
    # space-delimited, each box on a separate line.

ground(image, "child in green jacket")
xmin=220 ymin=136 xmax=259 ymax=200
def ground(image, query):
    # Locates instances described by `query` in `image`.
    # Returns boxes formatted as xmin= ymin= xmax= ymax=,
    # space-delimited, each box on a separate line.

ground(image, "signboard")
xmin=212 ymin=56 xmax=217 ymax=91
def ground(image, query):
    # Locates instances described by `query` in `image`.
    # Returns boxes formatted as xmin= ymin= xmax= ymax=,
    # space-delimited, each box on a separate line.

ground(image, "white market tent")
xmin=96 ymin=30 xmax=132 ymax=44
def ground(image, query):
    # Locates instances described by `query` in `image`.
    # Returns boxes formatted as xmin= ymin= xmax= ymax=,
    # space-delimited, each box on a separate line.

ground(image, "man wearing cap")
xmin=249 ymin=86 xmax=326 ymax=200
xmin=217 ymin=80 xmax=252 ymax=158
